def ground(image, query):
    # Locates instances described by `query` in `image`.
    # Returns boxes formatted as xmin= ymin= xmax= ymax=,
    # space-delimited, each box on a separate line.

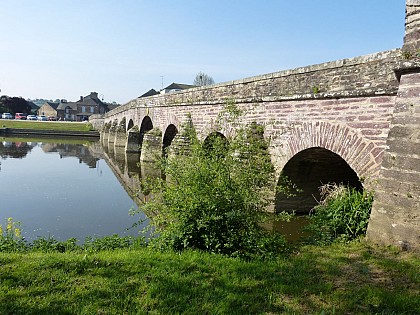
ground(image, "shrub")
xmin=0 ymin=218 xmax=26 ymax=252
xmin=136 ymin=103 xmax=289 ymax=259
xmin=306 ymin=184 xmax=374 ymax=244
xmin=31 ymin=236 xmax=79 ymax=253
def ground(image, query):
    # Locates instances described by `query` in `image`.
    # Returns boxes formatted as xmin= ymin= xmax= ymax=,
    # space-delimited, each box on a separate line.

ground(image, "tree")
xmin=0 ymin=96 xmax=31 ymax=114
xmin=193 ymin=71 xmax=215 ymax=86
xmin=136 ymin=102 xmax=288 ymax=259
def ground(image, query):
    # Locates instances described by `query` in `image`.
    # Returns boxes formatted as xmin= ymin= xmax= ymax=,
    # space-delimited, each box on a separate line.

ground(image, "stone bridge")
xmin=91 ymin=0 xmax=420 ymax=251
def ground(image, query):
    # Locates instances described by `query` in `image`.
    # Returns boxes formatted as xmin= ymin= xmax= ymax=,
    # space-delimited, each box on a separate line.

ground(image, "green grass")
xmin=0 ymin=241 xmax=418 ymax=314
xmin=0 ymin=120 xmax=93 ymax=132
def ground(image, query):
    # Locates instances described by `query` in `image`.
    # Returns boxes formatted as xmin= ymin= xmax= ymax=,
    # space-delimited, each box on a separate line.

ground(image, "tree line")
xmin=0 ymin=95 xmax=32 ymax=114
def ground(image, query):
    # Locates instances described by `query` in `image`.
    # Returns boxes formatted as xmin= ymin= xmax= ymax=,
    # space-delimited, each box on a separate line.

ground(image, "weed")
xmin=306 ymin=184 xmax=374 ymax=245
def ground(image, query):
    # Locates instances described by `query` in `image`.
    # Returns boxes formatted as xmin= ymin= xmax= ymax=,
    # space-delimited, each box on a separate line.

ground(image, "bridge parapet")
xmin=104 ymin=49 xmax=401 ymax=117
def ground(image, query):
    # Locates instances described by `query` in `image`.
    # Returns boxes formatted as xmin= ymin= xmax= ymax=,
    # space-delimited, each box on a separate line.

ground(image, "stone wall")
xmin=366 ymin=0 xmax=420 ymax=250
xmin=367 ymin=66 xmax=420 ymax=250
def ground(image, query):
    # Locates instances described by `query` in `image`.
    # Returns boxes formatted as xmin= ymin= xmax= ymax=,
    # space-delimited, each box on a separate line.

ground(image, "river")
xmin=0 ymin=137 xmax=148 ymax=242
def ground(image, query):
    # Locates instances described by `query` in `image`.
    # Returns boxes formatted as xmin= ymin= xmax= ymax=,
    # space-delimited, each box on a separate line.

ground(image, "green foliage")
xmin=306 ymin=184 xmax=374 ymax=244
xmin=84 ymin=234 xmax=145 ymax=252
xmin=0 ymin=218 xmax=26 ymax=252
xmin=31 ymin=236 xmax=79 ymax=253
xmin=0 ymin=219 xmax=146 ymax=253
xmin=138 ymin=103 xmax=288 ymax=259
xmin=0 ymin=95 xmax=31 ymax=114
xmin=312 ymin=86 xmax=320 ymax=94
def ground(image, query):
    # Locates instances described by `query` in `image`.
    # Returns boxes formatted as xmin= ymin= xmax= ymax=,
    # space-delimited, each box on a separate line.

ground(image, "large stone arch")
xmin=275 ymin=147 xmax=363 ymax=214
xmin=203 ymin=131 xmax=227 ymax=149
xmin=271 ymin=121 xmax=385 ymax=184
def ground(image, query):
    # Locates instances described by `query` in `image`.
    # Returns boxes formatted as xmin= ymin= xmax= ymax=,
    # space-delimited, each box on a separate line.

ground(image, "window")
xmin=91 ymin=106 xmax=94 ymax=113
xmin=82 ymin=106 xmax=86 ymax=113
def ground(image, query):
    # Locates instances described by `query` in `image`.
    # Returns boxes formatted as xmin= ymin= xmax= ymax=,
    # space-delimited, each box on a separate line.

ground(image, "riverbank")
xmin=0 ymin=120 xmax=99 ymax=139
xmin=0 ymin=241 xmax=418 ymax=314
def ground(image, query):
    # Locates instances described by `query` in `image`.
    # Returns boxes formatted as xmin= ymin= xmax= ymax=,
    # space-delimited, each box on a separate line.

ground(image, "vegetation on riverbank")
xmin=135 ymin=105 xmax=291 ymax=260
xmin=0 ymin=119 xmax=94 ymax=131
xmin=0 ymin=240 xmax=418 ymax=314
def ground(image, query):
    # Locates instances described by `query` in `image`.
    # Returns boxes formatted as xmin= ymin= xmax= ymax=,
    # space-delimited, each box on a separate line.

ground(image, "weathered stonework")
xmin=140 ymin=129 xmax=162 ymax=163
xmin=126 ymin=126 xmax=141 ymax=153
xmin=90 ymin=0 xmax=420 ymax=251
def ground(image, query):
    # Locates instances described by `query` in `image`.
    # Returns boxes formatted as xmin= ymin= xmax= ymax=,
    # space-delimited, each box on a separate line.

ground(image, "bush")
xmin=0 ymin=218 xmax=26 ymax=252
xmin=306 ymin=184 xmax=374 ymax=244
xmin=137 ymin=103 xmax=289 ymax=260
xmin=0 ymin=218 xmax=146 ymax=253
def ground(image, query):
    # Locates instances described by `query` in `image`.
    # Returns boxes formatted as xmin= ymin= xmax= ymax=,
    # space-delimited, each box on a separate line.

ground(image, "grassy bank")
xmin=0 ymin=120 xmax=93 ymax=132
xmin=1 ymin=241 xmax=418 ymax=314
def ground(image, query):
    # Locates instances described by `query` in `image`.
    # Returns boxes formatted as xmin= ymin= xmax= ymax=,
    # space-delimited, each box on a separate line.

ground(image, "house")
xmin=37 ymin=92 xmax=116 ymax=121
xmin=38 ymin=102 xmax=59 ymax=117
xmin=160 ymin=83 xmax=197 ymax=94
xmin=27 ymin=101 xmax=39 ymax=114
xmin=138 ymin=89 xmax=159 ymax=98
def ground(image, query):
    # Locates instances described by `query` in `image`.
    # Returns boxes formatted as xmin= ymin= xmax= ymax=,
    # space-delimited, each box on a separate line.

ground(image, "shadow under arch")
xmin=127 ymin=118 xmax=134 ymax=132
xmin=275 ymin=147 xmax=363 ymax=214
xmin=139 ymin=116 xmax=154 ymax=149
xmin=162 ymin=124 xmax=178 ymax=156
xmin=203 ymin=132 xmax=228 ymax=156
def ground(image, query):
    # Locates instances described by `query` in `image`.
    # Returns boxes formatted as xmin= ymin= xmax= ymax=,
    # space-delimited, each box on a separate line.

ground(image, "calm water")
xmin=0 ymin=137 xmax=148 ymax=242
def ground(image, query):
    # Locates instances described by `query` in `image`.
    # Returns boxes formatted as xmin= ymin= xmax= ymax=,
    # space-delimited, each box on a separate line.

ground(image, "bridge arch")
xmin=275 ymin=147 xmax=363 ymax=214
xmin=162 ymin=124 xmax=178 ymax=156
xmin=139 ymin=116 xmax=154 ymax=149
xmin=273 ymin=121 xmax=384 ymax=181
xmin=127 ymin=118 xmax=134 ymax=132
xmin=203 ymin=132 xmax=228 ymax=155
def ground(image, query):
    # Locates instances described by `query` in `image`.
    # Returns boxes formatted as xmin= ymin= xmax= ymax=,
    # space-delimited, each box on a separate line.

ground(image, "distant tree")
xmin=0 ymin=96 xmax=31 ymax=114
xmin=193 ymin=71 xmax=215 ymax=86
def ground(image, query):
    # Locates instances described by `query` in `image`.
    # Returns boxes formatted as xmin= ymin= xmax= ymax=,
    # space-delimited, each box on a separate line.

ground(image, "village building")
xmin=38 ymin=92 xmax=118 ymax=121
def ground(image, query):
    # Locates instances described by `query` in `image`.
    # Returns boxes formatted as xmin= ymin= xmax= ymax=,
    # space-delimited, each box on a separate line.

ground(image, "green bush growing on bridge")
xmin=137 ymin=103 xmax=288 ymax=259
xmin=306 ymin=184 xmax=374 ymax=245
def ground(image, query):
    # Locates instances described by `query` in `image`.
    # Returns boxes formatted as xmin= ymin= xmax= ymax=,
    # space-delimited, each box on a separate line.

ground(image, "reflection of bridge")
xmin=96 ymin=143 xmax=155 ymax=208
xmin=90 ymin=1 xmax=420 ymax=251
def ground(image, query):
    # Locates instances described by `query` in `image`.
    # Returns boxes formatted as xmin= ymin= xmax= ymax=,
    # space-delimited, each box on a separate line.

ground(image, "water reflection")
xmin=0 ymin=140 xmax=36 ymax=159
xmin=0 ymin=137 xmax=148 ymax=242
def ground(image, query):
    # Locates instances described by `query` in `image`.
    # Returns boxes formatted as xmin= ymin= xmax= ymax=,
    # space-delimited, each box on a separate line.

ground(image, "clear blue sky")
xmin=0 ymin=0 xmax=406 ymax=104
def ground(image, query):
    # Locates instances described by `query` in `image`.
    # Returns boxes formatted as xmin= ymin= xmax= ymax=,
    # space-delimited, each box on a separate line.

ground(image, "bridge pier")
xmin=366 ymin=0 xmax=420 ymax=251
xmin=140 ymin=129 xmax=162 ymax=163
xmin=165 ymin=134 xmax=191 ymax=159
xmin=125 ymin=152 xmax=141 ymax=175
xmin=114 ymin=119 xmax=127 ymax=149
xmin=107 ymin=120 xmax=118 ymax=147
xmin=101 ymin=122 xmax=111 ymax=146
xmin=126 ymin=126 xmax=141 ymax=153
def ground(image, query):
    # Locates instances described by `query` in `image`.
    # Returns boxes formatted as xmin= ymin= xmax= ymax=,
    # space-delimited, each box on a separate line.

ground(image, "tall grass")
xmin=306 ymin=184 xmax=374 ymax=244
